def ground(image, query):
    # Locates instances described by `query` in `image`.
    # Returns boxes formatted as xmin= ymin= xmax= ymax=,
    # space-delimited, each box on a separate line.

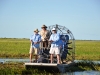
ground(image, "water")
xmin=62 ymin=71 xmax=100 ymax=75
xmin=74 ymin=60 xmax=100 ymax=65
xmin=0 ymin=58 xmax=29 ymax=63
xmin=0 ymin=59 xmax=100 ymax=64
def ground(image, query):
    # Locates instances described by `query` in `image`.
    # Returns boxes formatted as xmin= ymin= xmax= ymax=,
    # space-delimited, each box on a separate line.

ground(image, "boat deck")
xmin=24 ymin=62 xmax=75 ymax=73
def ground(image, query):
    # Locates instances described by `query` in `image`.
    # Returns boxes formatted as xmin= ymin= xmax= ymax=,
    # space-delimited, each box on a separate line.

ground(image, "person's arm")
xmin=30 ymin=35 xmax=33 ymax=46
xmin=30 ymin=40 xmax=32 ymax=43
xmin=37 ymin=35 xmax=41 ymax=43
xmin=53 ymin=34 xmax=60 ymax=43
xmin=30 ymin=40 xmax=33 ymax=46
xmin=49 ymin=35 xmax=53 ymax=42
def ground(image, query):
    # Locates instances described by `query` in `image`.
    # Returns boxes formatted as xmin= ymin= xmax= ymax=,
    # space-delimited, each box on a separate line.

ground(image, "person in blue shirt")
xmin=59 ymin=35 xmax=67 ymax=50
xmin=29 ymin=29 xmax=41 ymax=63
xmin=49 ymin=28 xmax=61 ymax=64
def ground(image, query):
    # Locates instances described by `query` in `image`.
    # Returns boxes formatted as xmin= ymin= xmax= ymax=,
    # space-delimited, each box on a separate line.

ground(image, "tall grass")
xmin=0 ymin=38 xmax=100 ymax=60
xmin=0 ymin=63 xmax=60 ymax=75
xmin=75 ymin=40 xmax=100 ymax=60
xmin=0 ymin=38 xmax=30 ymax=58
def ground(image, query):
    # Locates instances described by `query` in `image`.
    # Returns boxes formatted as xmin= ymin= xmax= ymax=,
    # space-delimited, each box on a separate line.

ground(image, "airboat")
xmin=24 ymin=24 xmax=75 ymax=73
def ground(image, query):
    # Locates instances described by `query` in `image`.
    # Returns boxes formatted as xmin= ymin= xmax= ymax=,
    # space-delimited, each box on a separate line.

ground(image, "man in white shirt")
xmin=49 ymin=28 xmax=61 ymax=64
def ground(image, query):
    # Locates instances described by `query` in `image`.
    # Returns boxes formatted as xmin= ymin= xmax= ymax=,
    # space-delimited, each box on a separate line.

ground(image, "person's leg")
xmin=45 ymin=41 xmax=48 ymax=47
xmin=30 ymin=53 xmax=33 ymax=62
xmin=50 ymin=54 xmax=53 ymax=63
xmin=55 ymin=47 xmax=61 ymax=64
xmin=35 ymin=55 xmax=38 ymax=62
xmin=57 ymin=54 xmax=60 ymax=64
xmin=29 ymin=47 xmax=34 ymax=62
xmin=43 ymin=41 xmax=45 ymax=47
xmin=44 ymin=41 xmax=46 ymax=47
xmin=49 ymin=47 xmax=54 ymax=63
xmin=34 ymin=48 xmax=39 ymax=62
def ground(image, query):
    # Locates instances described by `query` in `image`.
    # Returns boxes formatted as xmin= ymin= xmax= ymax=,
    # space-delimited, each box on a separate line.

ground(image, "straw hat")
xmin=34 ymin=29 xmax=39 ymax=32
xmin=41 ymin=24 xmax=47 ymax=28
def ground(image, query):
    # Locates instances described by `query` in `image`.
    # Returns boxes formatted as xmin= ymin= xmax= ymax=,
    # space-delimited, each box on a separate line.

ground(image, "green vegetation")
xmin=0 ymin=63 xmax=60 ymax=75
xmin=0 ymin=38 xmax=100 ymax=60
xmin=0 ymin=38 xmax=30 ymax=58
xmin=75 ymin=40 xmax=100 ymax=60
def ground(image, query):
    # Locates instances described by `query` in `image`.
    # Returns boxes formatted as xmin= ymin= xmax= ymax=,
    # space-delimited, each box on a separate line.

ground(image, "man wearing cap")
xmin=29 ymin=29 xmax=41 ymax=63
xmin=49 ymin=28 xmax=61 ymax=64
xmin=39 ymin=25 xmax=50 ymax=47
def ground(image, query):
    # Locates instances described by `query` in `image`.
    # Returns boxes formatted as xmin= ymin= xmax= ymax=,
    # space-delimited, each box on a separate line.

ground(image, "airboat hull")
xmin=24 ymin=62 xmax=75 ymax=73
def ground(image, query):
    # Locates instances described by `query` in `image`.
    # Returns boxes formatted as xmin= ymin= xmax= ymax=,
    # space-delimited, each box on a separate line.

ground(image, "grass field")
xmin=0 ymin=38 xmax=30 ymax=58
xmin=0 ymin=38 xmax=100 ymax=60
xmin=0 ymin=62 xmax=59 ymax=75
xmin=75 ymin=40 xmax=100 ymax=60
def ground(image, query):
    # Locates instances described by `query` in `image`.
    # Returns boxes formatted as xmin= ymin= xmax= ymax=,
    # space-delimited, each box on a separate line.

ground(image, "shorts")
xmin=49 ymin=47 xmax=60 ymax=54
xmin=29 ymin=47 xmax=39 ymax=55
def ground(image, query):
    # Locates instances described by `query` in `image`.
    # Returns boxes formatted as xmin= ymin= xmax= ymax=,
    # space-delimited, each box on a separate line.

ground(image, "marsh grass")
xmin=0 ymin=63 xmax=60 ymax=75
xmin=75 ymin=40 xmax=100 ymax=60
xmin=0 ymin=38 xmax=100 ymax=60
xmin=0 ymin=38 xmax=30 ymax=58
xmin=0 ymin=63 xmax=23 ymax=75
xmin=76 ymin=60 xmax=100 ymax=71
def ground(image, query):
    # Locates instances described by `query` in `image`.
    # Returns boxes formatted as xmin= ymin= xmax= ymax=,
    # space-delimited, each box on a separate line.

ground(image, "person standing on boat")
xmin=29 ymin=29 xmax=41 ymax=63
xmin=49 ymin=27 xmax=61 ymax=64
xmin=39 ymin=25 xmax=50 ymax=48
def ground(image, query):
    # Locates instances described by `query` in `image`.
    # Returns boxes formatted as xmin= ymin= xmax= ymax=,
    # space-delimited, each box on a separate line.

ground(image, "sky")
xmin=0 ymin=0 xmax=100 ymax=40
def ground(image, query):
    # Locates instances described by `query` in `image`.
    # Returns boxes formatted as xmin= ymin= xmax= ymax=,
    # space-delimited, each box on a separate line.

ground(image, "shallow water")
xmin=0 ymin=58 xmax=29 ymax=63
xmin=0 ymin=58 xmax=100 ymax=64
xmin=63 ymin=71 xmax=100 ymax=75
xmin=74 ymin=60 xmax=100 ymax=65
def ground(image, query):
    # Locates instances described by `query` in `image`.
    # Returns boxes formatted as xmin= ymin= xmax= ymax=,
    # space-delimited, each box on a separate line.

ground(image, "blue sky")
xmin=0 ymin=0 xmax=100 ymax=40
